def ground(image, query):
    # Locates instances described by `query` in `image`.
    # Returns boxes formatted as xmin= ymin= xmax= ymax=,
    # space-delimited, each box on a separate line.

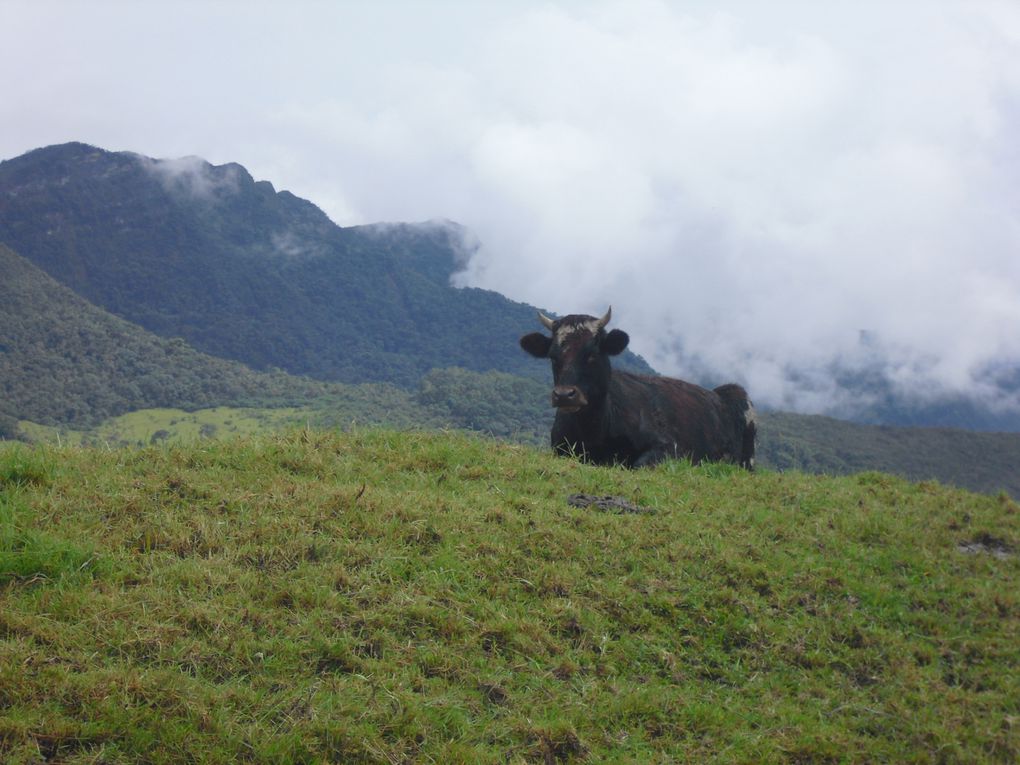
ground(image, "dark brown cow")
xmin=520 ymin=308 xmax=756 ymax=469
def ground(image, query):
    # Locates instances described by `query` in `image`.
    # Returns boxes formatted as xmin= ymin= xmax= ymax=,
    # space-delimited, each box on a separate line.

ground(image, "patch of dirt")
xmin=957 ymin=532 xmax=1015 ymax=559
xmin=567 ymin=493 xmax=654 ymax=514
xmin=479 ymin=682 xmax=509 ymax=706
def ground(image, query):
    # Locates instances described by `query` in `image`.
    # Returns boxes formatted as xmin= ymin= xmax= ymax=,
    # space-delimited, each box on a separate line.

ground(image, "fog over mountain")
xmin=3 ymin=0 xmax=1020 ymax=423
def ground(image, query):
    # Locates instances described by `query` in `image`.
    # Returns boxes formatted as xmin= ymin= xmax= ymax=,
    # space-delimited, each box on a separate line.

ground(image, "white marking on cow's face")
xmin=744 ymin=403 xmax=758 ymax=427
xmin=554 ymin=320 xmax=599 ymax=345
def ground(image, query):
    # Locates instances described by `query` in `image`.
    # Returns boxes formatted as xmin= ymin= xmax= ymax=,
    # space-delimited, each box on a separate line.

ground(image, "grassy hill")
xmin=2 ymin=430 xmax=1017 ymax=763
xmin=17 ymin=395 xmax=1020 ymax=499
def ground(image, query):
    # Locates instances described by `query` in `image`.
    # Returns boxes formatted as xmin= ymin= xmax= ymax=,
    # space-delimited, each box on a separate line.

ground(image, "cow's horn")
xmin=538 ymin=311 xmax=556 ymax=331
xmin=596 ymin=306 xmax=612 ymax=330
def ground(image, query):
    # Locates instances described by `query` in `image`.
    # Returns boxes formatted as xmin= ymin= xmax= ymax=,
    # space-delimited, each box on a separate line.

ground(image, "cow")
xmin=519 ymin=307 xmax=756 ymax=469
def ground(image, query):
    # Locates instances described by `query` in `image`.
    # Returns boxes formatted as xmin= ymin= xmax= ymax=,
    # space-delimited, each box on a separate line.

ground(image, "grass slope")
xmin=19 ymin=403 xmax=1020 ymax=501
xmin=2 ymin=431 xmax=1018 ymax=763
xmin=15 ymin=388 xmax=444 ymax=449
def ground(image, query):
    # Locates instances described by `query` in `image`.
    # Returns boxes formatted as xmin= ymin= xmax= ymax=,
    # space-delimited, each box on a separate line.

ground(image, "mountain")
xmin=0 ymin=142 xmax=652 ymax=388
xmin=757 ymin=410 xmax=1020 ymax=499
xmin=0 ymin=239 xmax=553 ymax=440
xmin=3 ymin=142 xmax=1019 ymax=497
xmin=823 ymin=346 xmax=1020 ymax=432
xmin=0 ymin=242 xmax=342 ymax=431
xmin=4 ymin=229 xmax=1018 ymax=497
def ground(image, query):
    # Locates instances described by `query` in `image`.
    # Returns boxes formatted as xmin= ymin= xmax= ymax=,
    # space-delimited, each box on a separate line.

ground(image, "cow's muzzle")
xmin=551 ymin=385 xmax=587 ymax=413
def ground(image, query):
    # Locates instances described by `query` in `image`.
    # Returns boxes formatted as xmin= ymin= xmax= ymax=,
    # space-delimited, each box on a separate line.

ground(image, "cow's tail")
xmin=714 ymin=383 xmax=757 ymax=471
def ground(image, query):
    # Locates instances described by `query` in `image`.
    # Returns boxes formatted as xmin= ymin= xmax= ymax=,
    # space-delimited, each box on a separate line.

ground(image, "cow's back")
xmin=606 ymin=373 xmax=752 ymax=466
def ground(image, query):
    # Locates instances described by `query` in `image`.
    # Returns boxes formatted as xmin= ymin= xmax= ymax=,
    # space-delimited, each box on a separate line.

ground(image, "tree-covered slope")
xmin=758 ymin=410 xmax=1020 ymax=498
xmin=0 ymin=143 xmax=652 ymax=387
xmin=0 ymin=243 xmax=342 ymax=429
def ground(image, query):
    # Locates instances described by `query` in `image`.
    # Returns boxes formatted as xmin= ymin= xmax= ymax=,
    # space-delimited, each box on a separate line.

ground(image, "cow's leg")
xmin=632 ymin=446 xmax=673 ymax=468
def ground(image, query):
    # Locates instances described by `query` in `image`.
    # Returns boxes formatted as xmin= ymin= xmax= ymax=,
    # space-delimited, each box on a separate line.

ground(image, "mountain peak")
xmin=136 ymin=153 xmax=252 ymax=201
xmin=1 ymin=142 xmax=608 ymax=390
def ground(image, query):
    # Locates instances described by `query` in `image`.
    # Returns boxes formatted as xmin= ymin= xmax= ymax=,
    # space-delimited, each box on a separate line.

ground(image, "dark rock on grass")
xmin=567 ymin=493 xmax=654 ymax=514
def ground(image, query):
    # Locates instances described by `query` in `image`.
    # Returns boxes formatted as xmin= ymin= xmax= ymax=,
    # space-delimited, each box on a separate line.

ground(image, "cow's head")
xmin=520 ymin=307 xmax=630 ymax=413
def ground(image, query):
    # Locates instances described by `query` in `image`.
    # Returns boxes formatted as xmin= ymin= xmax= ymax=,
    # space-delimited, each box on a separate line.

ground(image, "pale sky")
xmin=3 ymin=0 xmax=1020 ymax=415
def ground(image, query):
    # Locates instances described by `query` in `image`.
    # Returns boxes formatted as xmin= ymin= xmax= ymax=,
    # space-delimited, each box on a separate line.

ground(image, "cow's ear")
xmin=601 ymin=329 xmax=629 ymax=356
xmin=520 ymin=332 xmax=552 ymax=358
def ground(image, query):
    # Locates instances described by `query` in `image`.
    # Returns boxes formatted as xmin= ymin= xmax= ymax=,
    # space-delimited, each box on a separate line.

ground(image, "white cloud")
xmin=444 ymin=1 xmax=1020 ymax=413
xmin=140 ymin=155 xmax=242 ymax=200
xmin=3 ymin=0 xmax=1020 ymax=415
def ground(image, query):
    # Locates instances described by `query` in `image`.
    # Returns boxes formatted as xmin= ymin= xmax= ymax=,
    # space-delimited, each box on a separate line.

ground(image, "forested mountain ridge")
xmin=757 ymin=410 xmax=1020 ymax=498
xmin=0 ymin=240 xmax=552 ymax=440
xmin=0 ymin=243 xmax=346 ymax=432
xmin=0 ymin=142 xmax=651 ymax=387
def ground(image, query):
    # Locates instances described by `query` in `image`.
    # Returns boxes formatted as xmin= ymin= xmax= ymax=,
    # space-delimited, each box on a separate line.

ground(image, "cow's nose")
xmin=552 ymin=386 xmax=580 ymax=407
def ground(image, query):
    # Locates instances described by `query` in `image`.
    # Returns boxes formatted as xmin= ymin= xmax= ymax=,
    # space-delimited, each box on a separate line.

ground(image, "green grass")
xmin=19 ymin=406 xmax=308 ymax=447
xmin=1 ymin=430 xmax=1017 ymax=763
xmin=17 ymin=399 xmax=445 ymax=449
xmin=0 ymin=446 xmax=101 ymax=584
xmin=21 ymin=402 xmax=1020 ymax=500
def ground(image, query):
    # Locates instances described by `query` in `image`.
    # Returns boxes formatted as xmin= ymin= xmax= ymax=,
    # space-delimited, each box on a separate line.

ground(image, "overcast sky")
xmin=3 ymin=0 xmax=1020 ymax=414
